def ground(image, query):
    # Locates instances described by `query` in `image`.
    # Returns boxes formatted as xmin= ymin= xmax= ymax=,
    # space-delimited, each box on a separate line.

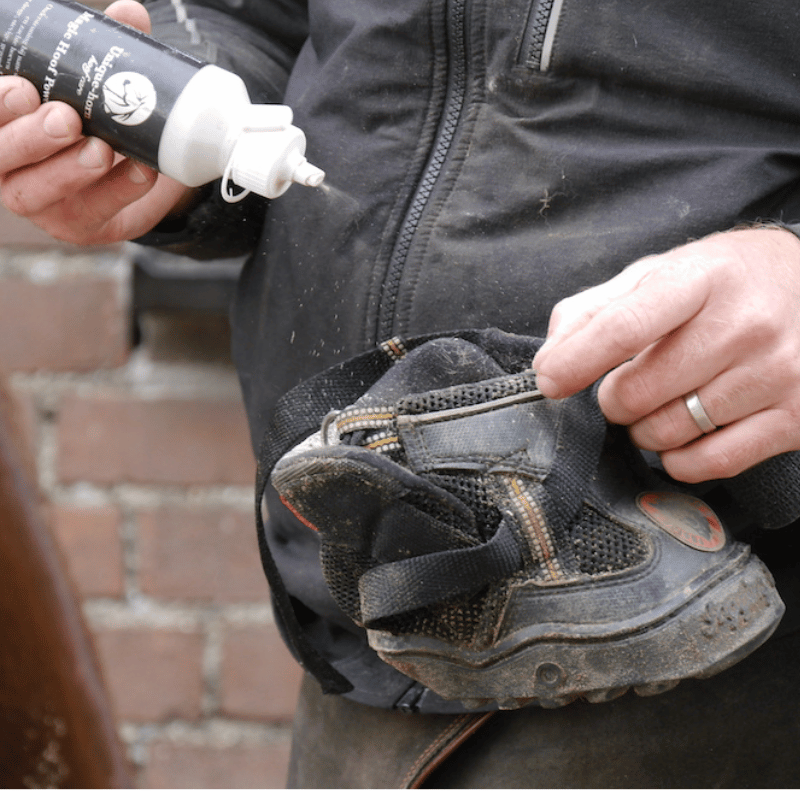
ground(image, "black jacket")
xmin=142 ymin=0 xmax=800 ymax=710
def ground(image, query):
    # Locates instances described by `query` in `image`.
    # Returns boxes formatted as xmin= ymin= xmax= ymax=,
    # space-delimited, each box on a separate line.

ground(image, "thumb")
xmin=103 ymin=0 xmax=152 ymax=33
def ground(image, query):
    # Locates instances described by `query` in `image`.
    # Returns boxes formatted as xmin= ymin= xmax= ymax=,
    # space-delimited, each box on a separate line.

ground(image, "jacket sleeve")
xmin=134 ymin=0 xmax=309 ymax=259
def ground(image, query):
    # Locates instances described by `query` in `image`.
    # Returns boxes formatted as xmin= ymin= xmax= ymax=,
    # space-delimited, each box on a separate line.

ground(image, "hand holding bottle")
xmin=0 ymin=0 xmax=208 ymax=245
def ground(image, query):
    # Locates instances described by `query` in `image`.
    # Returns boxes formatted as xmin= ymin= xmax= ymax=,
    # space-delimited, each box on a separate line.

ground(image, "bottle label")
xmin=1 ymin=0 xmax=203 ymax=167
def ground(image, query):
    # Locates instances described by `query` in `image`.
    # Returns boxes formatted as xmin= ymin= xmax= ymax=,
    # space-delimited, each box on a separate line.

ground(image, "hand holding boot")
xmin=533 ymin=226 xmax=800 ymax=483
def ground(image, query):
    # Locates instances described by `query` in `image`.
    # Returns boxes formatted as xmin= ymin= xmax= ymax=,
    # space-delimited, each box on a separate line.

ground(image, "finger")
xmin=535 ymin=257 xmax=657 ymax=360
xmin=79 ymin=171 xmax=190 ymax=244
xmin=629 ymin=346 xmax=800 ymax=452
xmin=542 ymin=286 xmax=610 ymax=342
xmin=534 ymin=253 xmax=714 ymax=398
xmin=29 ymin=158 xmax=158 ymax=244
xmin=660 ymin=407 xmax=800 ymax=483
xmin=0 ymin=77 xmax=40 ymax=123
xmin=628 ymin=373 xmax=755 ymax=453
xmin=104 ymin=0 xmax=151 ymax=33
xmin=0 ymin=102 xmax=83 ymax=177
xmin=0 ymin=136 xmax=115 ymax=217
xmin=595 ymin=309 xmax=737 ymax=425
xmin=630 ymin=392 xmax=716 ymax=452
xmin=630 ymin=390 xmax=726 ymax=453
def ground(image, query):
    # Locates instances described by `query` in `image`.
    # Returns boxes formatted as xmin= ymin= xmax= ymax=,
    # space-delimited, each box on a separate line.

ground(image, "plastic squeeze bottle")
xmin=0 ymin=0 xmax=325 ymax=200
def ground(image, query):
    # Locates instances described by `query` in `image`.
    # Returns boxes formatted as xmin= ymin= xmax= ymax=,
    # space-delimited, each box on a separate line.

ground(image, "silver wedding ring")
xmin=684 ymin=391 xmax=717 ymax=434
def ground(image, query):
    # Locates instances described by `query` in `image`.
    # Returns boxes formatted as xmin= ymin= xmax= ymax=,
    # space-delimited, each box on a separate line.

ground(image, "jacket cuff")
xmin=133 ymin=180 xmax=268 ymax=260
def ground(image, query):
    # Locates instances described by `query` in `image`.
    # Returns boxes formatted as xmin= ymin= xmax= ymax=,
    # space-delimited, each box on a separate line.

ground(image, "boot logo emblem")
xmin=637 ymin=491 xmax=725 ymax=552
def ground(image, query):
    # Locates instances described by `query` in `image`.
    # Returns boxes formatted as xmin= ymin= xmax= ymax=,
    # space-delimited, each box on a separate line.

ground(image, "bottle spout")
xmin=222 ymin=124 xmax=325 ymax=202
xmin=292 ymin=159 xmax=326 ymax=188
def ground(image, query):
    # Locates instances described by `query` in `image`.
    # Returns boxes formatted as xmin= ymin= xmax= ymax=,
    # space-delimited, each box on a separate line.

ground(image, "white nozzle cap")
xmin=224 ymin=125 xmax=326 ymax=201
xmin=241 ymin=104 xmax=294 ymax=131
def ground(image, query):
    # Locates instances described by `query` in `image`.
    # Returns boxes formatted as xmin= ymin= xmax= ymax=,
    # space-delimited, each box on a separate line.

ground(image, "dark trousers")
xmin=288 ymin=626 xmax=800 ymax=788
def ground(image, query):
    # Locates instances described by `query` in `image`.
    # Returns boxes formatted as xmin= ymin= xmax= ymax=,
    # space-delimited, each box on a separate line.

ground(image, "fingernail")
xmin=43 ymin=105 xmax=72 ymax=138
xmin=128 ymin=162 xmax=149 ymax=184
xmin=535 ymin=374 xmax=562 ymax=398
xmin=78 ymin=137 xmax=104 ymax=169
xmin=3 ymin=87 xmax=33 ymax=117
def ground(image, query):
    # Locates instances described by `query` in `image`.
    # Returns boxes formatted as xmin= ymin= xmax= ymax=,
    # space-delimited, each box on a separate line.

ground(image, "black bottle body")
xmin=1 ymin=0 xmax=203 ymax=168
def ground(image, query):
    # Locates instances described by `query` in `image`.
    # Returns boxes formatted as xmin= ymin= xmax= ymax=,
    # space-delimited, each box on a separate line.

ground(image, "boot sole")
xmin=368 ymin=549 xmax=784 ymax=709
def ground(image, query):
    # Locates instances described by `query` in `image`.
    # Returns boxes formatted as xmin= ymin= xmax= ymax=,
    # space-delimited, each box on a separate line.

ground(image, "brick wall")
xmin=0 ymin=207 xmax=302 ymax=788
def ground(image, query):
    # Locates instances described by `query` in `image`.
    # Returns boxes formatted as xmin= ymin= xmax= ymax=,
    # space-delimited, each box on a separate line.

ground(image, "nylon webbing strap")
xmin=359 ymin=521 xmax=523 ymax=626
xmin=539 ymin=384 xmax=607 ymax=535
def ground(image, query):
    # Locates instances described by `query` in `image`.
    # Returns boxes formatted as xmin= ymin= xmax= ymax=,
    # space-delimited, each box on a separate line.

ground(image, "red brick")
xmin=49 ymin=505 xmax=124 ymax=598
xmin=93 ymin=629 xmax=205 ymax=723
xmin=138 ymin=506 xmax=267 ymax=603
xmin=0 ymin=277 xmax=127 ymax=372
xmin=144 ymin=740 xmax=291 ymax=789
xmin=220 ymin=625 xmax=303 ymax=722
xmin=56 ymin=392 xmax=255 ymax=486
xmin=8 ymin=387 xmax=38 ymax=457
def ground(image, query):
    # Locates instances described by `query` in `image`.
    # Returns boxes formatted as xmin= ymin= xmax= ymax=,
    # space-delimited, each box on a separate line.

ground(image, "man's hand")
xmin=0 ymin=0 xmax=195 ymax=245
xmin=532 ymin=227 xmax=800 ymax=483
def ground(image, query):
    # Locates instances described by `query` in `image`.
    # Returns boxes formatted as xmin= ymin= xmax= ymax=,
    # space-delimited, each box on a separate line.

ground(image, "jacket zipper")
xmin=376 ymin=0 xmax=470 ymax=343
xmin=519 ymin=0 xmax=564 ymax=71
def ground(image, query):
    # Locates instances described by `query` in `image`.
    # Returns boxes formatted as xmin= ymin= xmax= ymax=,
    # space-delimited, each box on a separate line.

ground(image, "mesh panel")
xmin=397 ymin=372 xmax=539 ymax=415
xmin=428 ymin=472 xmax=503 ymax=543
xmin=321 ymin=547 xmax=375 ymax=623
xmin=571 ymin=505 xmax=649 ymax=575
